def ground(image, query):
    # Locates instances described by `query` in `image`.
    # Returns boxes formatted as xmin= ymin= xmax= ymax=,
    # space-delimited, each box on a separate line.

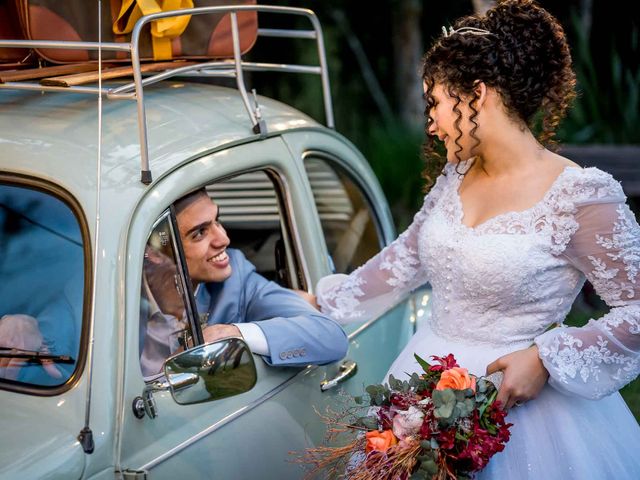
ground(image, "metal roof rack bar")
xmin=257 ymin=28 xmax=317 ymax=40
xmin=0 ymin=5 xmax=333 ymax=185
xmin=108 ymin=61 xmax=322 ymax=99
xmin=0 ymin=83 xmax=104 ymax=94
xmin=0 ymin=39 xmax=130 ymax=52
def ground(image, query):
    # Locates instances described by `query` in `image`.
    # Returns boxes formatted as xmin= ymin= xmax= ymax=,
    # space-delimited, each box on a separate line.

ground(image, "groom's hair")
xmin=174 ymin=187 xmax=210 ymax=216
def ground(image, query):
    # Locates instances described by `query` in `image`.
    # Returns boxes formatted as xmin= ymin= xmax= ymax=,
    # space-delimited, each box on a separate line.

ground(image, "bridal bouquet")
xmin=296 ymin=354 xmax=512 ymax=480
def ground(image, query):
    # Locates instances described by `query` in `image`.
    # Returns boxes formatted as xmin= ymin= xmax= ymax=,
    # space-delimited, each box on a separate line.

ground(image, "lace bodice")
xmin=317 ymin=163 xmax=640 ymax=400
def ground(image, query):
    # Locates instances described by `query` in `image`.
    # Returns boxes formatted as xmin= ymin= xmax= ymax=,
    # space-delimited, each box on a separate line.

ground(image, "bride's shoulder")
xmin=432 ymin=162 xmax=460 ymax=188
xmin=554 ymin=163 xmax=625 ymax=204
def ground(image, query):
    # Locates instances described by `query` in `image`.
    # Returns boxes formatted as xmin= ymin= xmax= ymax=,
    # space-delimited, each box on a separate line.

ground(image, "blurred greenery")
xmin=558 ymin=18 xmax=640 ymax=144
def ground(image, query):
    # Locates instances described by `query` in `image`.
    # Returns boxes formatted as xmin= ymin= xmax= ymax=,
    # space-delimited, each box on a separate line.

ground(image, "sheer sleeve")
xmin=316 ymin=170 xmax=450 ymax=324
xmin=535 ymin=196 xmax=640 ymax=399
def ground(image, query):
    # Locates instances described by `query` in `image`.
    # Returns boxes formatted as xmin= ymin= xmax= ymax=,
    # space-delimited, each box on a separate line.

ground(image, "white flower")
xmin=392 ymin=406 xmax=424 ymax=440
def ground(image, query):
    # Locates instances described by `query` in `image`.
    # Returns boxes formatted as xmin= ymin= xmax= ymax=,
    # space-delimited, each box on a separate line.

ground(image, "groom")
xmin=173 ymin=188 xmax=348 ymax=367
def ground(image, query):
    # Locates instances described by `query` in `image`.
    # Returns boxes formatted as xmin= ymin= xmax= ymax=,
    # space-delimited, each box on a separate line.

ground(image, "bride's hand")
xmin=486 ymin=345 xmax=549 ymax=410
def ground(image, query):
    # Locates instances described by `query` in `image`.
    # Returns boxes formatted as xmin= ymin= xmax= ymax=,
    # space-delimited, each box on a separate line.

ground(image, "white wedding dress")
xmin=316 ymin=162 xmax=640 ymax=479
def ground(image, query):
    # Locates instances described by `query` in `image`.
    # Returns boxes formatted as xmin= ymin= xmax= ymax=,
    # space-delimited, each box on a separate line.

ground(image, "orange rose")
xmin=435 ymin=367 xmax=476 ymax=393
xmin=365 ymin=429 xmax=397 ymax=453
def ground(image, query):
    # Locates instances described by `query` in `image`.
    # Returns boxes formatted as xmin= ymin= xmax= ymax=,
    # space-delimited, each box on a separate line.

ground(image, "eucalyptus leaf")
xmin=356 ymin=416 xmax=379 ymax=430
xmin=457 ymin=398 xmax=475 ymax=417
xmin=433 ymin=388 xmax=457 ymax=420
xmin=420 ymin=440 xmax=433 ymax=451
xmin=420 ymin=459 xmax=438 ymax=475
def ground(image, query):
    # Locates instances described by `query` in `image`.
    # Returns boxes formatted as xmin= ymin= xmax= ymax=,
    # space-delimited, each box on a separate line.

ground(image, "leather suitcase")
xmin=0 ymin=0 xmax=31 ymax=68
xmin=14 ymin=0 xmax=258 ymax=64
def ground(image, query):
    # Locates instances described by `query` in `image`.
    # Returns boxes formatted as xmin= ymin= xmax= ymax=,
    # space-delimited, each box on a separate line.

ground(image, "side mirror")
xmin=135 ymin=338 xmax=257 ymax=419
xmin=165 ymin=337 xmax=257 ymax=405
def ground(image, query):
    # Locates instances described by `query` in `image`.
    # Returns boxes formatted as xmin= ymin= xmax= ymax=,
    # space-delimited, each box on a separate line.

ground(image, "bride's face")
xmin=427 ymin=83 xmax=479 ymax=163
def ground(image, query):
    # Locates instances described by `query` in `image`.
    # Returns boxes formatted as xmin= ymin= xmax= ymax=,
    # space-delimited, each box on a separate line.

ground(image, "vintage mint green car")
xmin=0 ymin=5 xmax=429 ymax=479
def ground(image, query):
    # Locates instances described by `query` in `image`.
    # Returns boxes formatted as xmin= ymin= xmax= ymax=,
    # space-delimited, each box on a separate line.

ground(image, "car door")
xmin=118 ymin=138 xmax=371 ymax=480
xmin=283 ymin=131 xmax=432 ymax=395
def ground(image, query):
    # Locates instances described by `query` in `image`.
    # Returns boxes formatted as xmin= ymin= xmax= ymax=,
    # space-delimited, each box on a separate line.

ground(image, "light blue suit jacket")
xmin=195 ymin=249 xmax=348 ymax=366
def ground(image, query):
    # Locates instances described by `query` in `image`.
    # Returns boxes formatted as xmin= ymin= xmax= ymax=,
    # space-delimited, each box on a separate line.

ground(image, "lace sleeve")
xmin=316 ymin=171 xmax=450 ymax=324
xmin=535 ymin=199 xmax=640 ymax=399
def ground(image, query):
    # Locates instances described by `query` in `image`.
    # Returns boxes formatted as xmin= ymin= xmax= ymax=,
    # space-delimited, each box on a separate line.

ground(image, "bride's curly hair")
xmin=422 ymin=0 xmax=576 ymax=188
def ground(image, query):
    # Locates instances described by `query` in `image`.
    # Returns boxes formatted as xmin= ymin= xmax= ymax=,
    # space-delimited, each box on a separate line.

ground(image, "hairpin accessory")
xmin=441 ymin=26 xmax=495 ymax=38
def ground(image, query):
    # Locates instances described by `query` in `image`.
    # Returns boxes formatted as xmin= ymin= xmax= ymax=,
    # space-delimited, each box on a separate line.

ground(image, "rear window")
xmin=0 ymin=183 xmax=85 ymax=389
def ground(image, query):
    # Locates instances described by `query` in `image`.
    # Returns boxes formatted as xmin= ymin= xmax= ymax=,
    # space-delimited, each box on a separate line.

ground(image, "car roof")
xmin=0 ymin=81 xmax=322 ymax=192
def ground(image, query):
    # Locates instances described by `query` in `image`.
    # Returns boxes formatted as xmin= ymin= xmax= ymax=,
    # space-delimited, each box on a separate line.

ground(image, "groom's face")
xmin=176 ymin=195 xmax=232 ymax=285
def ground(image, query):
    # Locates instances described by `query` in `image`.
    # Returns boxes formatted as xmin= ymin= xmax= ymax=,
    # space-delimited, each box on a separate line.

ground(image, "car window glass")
xmin=139 ymin=212 xmax=195 ymax=380
xmin=0 ymin=184 xmax=84 ymax=387
xmin=304 ymin=157 xmax=383 ymax=273
xmin=140 ymin=171 xmax=301 ymax=379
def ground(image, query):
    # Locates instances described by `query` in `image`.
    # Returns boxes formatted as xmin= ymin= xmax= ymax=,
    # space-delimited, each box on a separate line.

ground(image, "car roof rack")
xmin=0 ymin=5 xmax=334 ymax=185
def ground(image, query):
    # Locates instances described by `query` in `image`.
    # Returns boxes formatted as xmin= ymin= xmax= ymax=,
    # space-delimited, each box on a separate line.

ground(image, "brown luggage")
xmin=12 ymin=0 xmax=258 ymax=64
xmin=0 ymin=0 xmax=31 ymax=68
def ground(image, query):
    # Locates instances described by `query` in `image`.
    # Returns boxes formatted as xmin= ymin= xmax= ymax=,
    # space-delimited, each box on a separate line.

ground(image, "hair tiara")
xmin=441 ymin=26 xmax=495 ymax=38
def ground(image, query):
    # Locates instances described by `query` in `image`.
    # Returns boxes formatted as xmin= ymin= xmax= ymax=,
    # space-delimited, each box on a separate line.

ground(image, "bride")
xmin=313 ymin=1 xmax=640 ymax=478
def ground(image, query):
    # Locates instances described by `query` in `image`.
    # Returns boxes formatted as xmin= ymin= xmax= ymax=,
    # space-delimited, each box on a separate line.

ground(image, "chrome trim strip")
xmin=140 ymin=366 xmax=316 ymax=470
xmin=347 ymin=315 xmax=382 ymax=340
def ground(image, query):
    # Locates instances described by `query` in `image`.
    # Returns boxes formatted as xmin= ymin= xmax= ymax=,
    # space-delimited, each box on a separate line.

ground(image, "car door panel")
xmin=119 ymin=138 xmax=356 ymax=478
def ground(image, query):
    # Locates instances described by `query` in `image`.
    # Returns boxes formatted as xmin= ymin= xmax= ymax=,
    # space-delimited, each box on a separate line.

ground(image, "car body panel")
xmin=0 ymin=80 xmax=425 ymax=479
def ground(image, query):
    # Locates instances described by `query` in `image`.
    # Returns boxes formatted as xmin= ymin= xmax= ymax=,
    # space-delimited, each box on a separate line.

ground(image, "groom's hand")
xmin=293 ymin=289 xmax=320 ymax=310
xmin=486 ymin=345 xmax=549 ymax=410
xmin=202 ymin=324 xmax=242 ymax=344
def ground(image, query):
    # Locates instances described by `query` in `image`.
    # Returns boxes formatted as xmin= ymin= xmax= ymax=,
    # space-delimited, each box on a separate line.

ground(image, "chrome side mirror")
xmin=165 ymin=337 xmax=257 ymax=405
xmin=134 ymin=338 xmax=257 ymax=419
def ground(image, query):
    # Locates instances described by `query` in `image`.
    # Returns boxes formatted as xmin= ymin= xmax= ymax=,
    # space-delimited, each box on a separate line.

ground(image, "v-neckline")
xmin=453 ymin=165 xmax=580 ymax=231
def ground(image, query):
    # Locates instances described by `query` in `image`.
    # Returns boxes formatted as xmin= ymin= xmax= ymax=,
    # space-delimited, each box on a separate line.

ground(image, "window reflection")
xmin=0 ymin=184 xmax=84 ymax=387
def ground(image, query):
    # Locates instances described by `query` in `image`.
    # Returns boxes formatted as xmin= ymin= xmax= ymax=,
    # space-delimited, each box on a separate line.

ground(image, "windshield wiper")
xmin=0 ymin=346 xmax=75 ymax=364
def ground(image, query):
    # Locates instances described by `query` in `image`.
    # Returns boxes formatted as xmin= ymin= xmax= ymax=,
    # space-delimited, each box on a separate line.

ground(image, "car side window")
xmin=0 ymin=183 xmax=84 ymax=389
xmin=139 ymin=170 xmax=302 ymax=379
xmin=304 ymin=156 xmax=383 ymax=273
xmin=139 ymin=211 xmax=197 ymax=380
xmin=207 ymin=170 xmax=303 ymax=289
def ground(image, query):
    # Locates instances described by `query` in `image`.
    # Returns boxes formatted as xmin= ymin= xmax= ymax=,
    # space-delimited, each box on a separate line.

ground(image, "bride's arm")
xmin=315 ymin=171 xmax=449 ymax=324
xmin=534 ymin=200 xmax=640 ymax=400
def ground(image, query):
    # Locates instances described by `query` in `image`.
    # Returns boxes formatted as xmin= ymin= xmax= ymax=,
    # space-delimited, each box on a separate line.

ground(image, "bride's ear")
xmin=473 ymin=80 xmax=488 ymax=110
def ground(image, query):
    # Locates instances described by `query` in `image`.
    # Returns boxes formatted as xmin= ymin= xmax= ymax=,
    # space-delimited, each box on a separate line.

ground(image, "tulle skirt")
xmin=385 ymin=323 xmax=640 ymax=480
